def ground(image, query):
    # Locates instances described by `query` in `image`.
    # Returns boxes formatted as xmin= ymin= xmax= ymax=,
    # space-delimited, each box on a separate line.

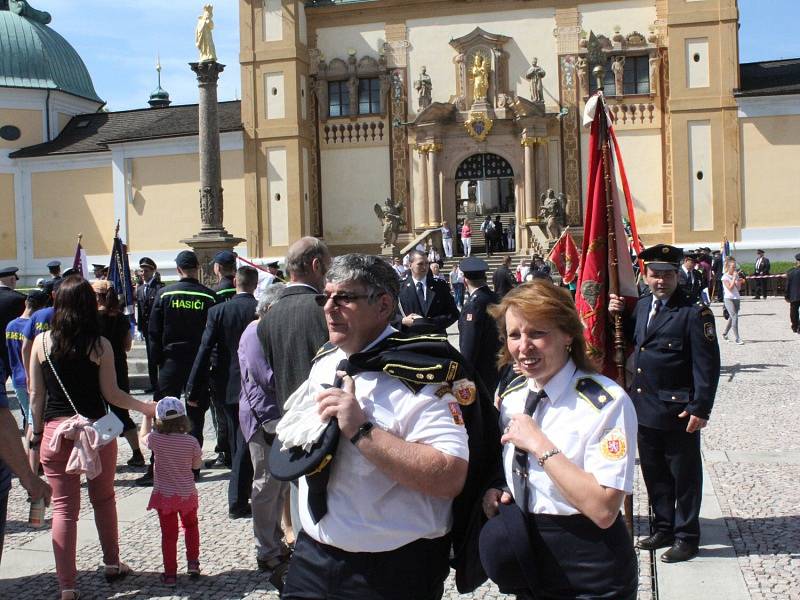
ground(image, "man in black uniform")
xmin=0 ymin=267 xmax=26 ymax=383
xmin=135 ymin=257 xmax=163 ymax=393
xmin=213 ymin=250 xmax=238 ymax=301
xmin=137 ymin=250 xmax=218 ymax=486
xmin=678 ymin=254 xmax=703 ymax=304
xmin=609 ymin=244 xmax=720 ymax=563
xmin=187 ymin=266 xmax=258 ymax=517
xmin=41 ymin=260 xmax=62 ymax=301
xmin=398 ymin=250 xmax=459 ymax=335
xmin=492 ymin=255 xmax=516 ymax=297
xmin=711 ymin=250 xmax=724 ymax=302
xmin=458 ymin=258 xmax=502 ymax=396
xmin=785 ymin=253 xmax=800 ymax=333
xmin=753 ymin=249 xmax=770 ymax=299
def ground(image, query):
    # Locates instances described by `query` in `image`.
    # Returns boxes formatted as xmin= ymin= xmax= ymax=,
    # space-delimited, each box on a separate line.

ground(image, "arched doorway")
xmin=454 ymin=153 xmax=516 ymax=217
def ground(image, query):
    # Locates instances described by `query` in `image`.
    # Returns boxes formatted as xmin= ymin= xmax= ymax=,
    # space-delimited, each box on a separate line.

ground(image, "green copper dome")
xmin=0 ymin=7 xmax=103 ymax=103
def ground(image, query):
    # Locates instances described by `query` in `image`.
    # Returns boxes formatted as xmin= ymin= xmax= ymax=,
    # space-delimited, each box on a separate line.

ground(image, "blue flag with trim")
xmin=108 ymin=235 xmax=135 ymax=323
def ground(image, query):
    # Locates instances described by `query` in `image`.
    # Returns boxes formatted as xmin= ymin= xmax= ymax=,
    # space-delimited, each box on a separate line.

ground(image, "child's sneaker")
xmin=187 ymin=560 xmax=201 ymax=580
xmin=160 ymin=573 xmax=177 ymax=586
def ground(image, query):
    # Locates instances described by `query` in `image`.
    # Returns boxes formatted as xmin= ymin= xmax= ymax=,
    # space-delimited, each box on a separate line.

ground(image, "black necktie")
xmin=512 ymin=389 xmax=547 ymax=512
xmin=416 ymin=281 xmax=425 ymax=309
xmin=307 ymin=358 xmax=350 ymax=524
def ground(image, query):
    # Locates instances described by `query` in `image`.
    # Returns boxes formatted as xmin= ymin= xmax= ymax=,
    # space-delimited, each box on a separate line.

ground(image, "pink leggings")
xmin=41 ymin=420 xmax=120 ymax=592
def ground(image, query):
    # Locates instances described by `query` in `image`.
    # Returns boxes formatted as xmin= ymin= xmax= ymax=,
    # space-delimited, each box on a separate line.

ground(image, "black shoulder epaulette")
xmin=575 ymin=377 xmax=614 ymax=411
xmin=312 ymin=341 xmax=338 ymax=362
xmin=499 ymin=375 xmax=527 ymax=399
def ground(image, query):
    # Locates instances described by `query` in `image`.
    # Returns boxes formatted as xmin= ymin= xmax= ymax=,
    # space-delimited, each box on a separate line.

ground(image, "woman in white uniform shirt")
xmin=482 ymin=281 xmax=638 ymax=599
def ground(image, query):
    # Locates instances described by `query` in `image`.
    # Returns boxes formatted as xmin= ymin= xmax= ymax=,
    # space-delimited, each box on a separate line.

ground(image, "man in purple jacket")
xmin=238 ymin=282 xmax=290 ymax=587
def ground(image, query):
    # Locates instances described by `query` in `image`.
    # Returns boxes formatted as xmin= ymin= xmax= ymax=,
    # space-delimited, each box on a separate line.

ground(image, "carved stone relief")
xmin=559 ymin=55 xmax=582 ymax=226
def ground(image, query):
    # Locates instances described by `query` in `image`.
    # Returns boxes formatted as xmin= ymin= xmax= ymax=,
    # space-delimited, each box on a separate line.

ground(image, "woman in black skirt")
xmin=480 ymin=281 xmax=638 ymax=600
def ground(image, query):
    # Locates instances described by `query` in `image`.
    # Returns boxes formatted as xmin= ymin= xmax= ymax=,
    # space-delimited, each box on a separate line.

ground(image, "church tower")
xmin=239 ymin=0 xmax=315 ymax=257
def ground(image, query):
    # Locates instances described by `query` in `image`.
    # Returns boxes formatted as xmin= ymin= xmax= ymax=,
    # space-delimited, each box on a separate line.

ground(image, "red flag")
xmin=575 ymin=95 xmax=639 ymax=378
xmin=72 ymin=236 xmax=89 ymax=279
xmin=549 ymin=229 xmax=580 ymax=284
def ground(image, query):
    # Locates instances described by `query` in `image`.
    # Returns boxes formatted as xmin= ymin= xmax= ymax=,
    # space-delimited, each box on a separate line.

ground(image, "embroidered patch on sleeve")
xmin=600 ymin=428 xmax=627 ymax=461
xmin=448 ymin=402 xmax=465 ymax=426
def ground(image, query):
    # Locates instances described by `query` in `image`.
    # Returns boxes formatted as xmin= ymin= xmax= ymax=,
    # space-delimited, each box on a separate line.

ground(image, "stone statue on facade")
xmin=195 ymin=4 xmax=217 ymax=63
xmin=575 ymin=56 xmax=589 ymax=97
xmin=612 ymin=56 xmax=625 ymax=95
xmin=374 ymin=197 xmax=405 ymax=248
xmin=8 ymin=0 xmax=51 ymax=24
xmin=391 ymin=72 xmax=403 ymax=101
xmin=471 ymin=54 xmax=490 ymax=102
xmin=539 ymin=189 xmax=566 ymax=240
xmin=414 ymin=67 xmax=432 ymax=110
xmin=525 ymin=57 xmax=546 ymax=103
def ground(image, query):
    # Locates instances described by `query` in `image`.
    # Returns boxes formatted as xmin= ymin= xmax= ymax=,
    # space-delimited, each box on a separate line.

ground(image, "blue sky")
xmin=37 ymin=0 xmax=800 ymax=112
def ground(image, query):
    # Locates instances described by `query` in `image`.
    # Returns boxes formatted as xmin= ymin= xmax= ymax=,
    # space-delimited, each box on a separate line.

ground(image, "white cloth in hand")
xmin=276 ymin=379 xmax=329 ymax=452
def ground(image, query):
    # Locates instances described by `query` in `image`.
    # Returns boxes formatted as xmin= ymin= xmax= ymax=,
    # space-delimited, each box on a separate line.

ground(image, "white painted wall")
xmin=686 ymin=38 xmax=710 ymax=89
xmin=320 ymin=147 xmax=390 ymax=244
xmin=316 ymin=23 xmax=386 ymax=61
xmin=264 ymin=0 xmax=283 ymax=42
xmin=267 ymin=147 xmax=288 ymax=246
xmin=578 ymin=0 xmax=657 ymax=37
xmin=298 ymin=1 xmax=308 ymax=46
xmin=687 ymin=120 xmax=713 ymax=231
xmin=407 ymin=9 xmax=557 ymax=114
xmin=265 ymin=73 xmax=286 ymax=120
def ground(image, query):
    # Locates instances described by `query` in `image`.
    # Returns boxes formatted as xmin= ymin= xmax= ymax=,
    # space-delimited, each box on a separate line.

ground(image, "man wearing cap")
xmin=41 ymin=260 xmax=62 ymax=301
xmin=92 ymin=264 xmax=108 ymax=280
xmin=609 ymin=244 xmax=720 ymax=563
xmin=398 ymin=250 xmax=459 ymax=335
xmin=212 ymin=251 xmax=238 ymax=301
xmin=753 ymin=249 xmax=770 ymax=299
xmin=135 ymin=257 xmax=164 ymax=394
xmin=459 ymin=257 xmax=502 ymax=395
xmin=0 ymin=267 xmax=26 ymax=383
xmin=187 ymin=266 xmax=259 ymax=518
xmin=678 ymin=254 xmax=703 ymax=305
xmin=785 ymin=253 xmax=800 ymax=334
xmin=279 ymin=254 xmax=470 ymax=600
xmin=267 ymin=261 xmax=284 ymax=282
xmin=139 ymin=250 xmax=218 ymax=486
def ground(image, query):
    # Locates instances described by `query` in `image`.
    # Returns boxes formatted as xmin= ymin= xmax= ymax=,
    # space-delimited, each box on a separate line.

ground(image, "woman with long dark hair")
xmin=92 ymin=280 xmax=144 ymax=466
xmin=29 ymin=276 xmax=155 ymax=600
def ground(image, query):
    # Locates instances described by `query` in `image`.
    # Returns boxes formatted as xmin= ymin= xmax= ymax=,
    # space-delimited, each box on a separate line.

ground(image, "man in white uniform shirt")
xmin=281 ymin=254 xmax=469 ymax=600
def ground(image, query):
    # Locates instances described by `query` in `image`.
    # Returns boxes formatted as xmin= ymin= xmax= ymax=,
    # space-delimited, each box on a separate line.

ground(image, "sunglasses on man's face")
xmin=314 ymin=291 xmax=383 ymax=308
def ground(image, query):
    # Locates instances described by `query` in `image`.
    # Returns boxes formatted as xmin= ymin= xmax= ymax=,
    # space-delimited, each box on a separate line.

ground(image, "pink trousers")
xmin=41 ymin=419 xmax=120 ymax=592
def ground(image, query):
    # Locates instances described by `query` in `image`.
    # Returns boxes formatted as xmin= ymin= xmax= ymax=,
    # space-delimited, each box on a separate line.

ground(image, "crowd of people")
xmin=0 ymin=231 xmax=796 ymax=600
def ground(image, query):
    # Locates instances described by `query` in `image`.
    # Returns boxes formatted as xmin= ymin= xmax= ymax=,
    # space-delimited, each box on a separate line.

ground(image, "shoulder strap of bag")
xmin=42 ymin=332 xmax=85 ymax=419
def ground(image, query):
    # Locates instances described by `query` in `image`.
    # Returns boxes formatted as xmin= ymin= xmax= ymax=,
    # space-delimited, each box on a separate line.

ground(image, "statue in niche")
xmin=374 ymin=197 xmax=405 ymax=248
xmin=539 ymin=189 xmax=566 ymax=240
xmin=391 ymin=72 xmax=404 ymax=101
xmin=649 ymin=55 xmax=660 ymax=95
xmin=575 ymin=57 xmax=589 ymax=96
xmin=195 ymin=4 xmax=217 ymax=63
xmin=470 ymin=54 xmax=490 ymax=102
xmin=414 ymin=66 xmax=432 ymax=110
xmin=612 ymin=56 xmax=626 ymax=96
xmin=525 ymin=57 xmax=546 ymax=103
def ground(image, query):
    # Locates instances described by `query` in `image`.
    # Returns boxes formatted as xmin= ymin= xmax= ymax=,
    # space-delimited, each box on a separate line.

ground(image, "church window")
xmin=328 ymin=81 xmax=350 ymax=117
xmin=358 ymin=77 xmax=381 ymax=114
xmin=589 ymin=55 xmax=650 ymax=96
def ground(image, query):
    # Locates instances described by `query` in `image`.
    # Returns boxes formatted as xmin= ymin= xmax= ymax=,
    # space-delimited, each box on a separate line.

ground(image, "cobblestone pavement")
xmin=2 ymin=297 xmax=795 ymax=598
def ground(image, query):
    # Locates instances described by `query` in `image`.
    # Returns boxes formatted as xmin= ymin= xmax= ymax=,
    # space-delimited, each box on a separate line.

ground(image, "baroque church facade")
xmin=1 ymin=0 xmax=799 ymax=281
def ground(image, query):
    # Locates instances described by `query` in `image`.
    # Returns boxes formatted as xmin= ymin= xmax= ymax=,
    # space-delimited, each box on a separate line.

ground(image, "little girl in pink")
xmin=140 ymin=397 xmax=203 ymax=585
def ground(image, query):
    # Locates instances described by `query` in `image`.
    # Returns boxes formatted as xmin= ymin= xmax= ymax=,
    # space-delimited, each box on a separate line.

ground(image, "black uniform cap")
xmin=756 ymin=249 xmax=765 ymax=255
xmin=639 ymin=244 xmax=682 ymax=271
xmin=46 ymin=260 xmax=61 ymax=269
xmin=459 ymin=257 xmax=489 ymax=279
xmin=175 ymin=250 xmax=199 ymax=269
xmin=139 ymin=257 xmax=157 ymax=269
xmin=61 ymin=268 xmax=78 ymax=278
xmin=91 ymin=263 xmax=106 ymax=270
xmin=0 ymin=266 xmax=19 ymax=278
xmin=213 ymin=250 xmax=237 ymax=266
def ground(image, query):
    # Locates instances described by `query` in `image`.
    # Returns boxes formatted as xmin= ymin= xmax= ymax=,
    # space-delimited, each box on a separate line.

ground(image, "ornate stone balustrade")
xmin=607 ymin=100 xmax=659 ymax=130
xmin=321 ymin=118 xmax=387 ymax=146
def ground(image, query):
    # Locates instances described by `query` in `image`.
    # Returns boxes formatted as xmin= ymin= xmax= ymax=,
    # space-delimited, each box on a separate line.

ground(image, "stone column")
xmin=182 ymin=61 xmax=245 ymax=286
xmin=415 ymin=145 xmax=430 ymax=229
xmin=427 ymin=144 xmax=442 ymax=227
xmin=521 ymin=137 xmax=537 ymax=224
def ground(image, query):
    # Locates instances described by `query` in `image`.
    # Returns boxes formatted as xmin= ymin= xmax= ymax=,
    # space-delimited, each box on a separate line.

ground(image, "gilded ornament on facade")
xmin=464 ymin=111 xmax=493 ymax=142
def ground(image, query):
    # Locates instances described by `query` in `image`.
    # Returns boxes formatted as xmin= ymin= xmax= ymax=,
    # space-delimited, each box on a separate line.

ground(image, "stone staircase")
xmin=127 ymin=341 xmax=152 ymax=393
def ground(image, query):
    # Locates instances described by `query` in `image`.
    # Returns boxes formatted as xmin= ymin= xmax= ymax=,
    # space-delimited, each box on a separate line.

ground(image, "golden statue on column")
xmin=195 ymin=4 xmax=217 ymax=63
xmin=471 ymin=54 xmax=490 ymax=102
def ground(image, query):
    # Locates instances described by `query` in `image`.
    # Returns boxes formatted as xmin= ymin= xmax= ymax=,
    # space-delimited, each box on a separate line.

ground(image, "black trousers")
xmin=222 ymin=402 xmax=253 ymax=510
xmin=157 ymin=357 xmax=209 ymax=450
xmin=209 ymin=376 xmax=229 ymax=455
xmin=282 ymin=531 xmax=450 ymax=600
xmin=637 ymin=424 xmax=702 ymax=543
xmin=790 ymin=300 xmax=800 ymax=332
xmin=143 ymin=334 xmax=158 ymax=391
xmin=754 ymin=277 xmax=768 ymax=298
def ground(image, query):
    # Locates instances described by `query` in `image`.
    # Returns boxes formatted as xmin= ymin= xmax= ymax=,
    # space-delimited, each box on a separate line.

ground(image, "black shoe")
xmin=135 ymin=468 xmax=153 ymax=487
xmin=228 ymin=504 xmax=252 ymax=519
xmin=204 ymin=453 xmax=228 ymax=469
xmin=127 ymin=450 xmax=145 ymax=467
xmin=259 ymin=557 xmax=290 ymax=593
xmin=660 ymin=539 xmax=699 ymax=563
xmin=636 ymin=531 xmax=675 ymax=551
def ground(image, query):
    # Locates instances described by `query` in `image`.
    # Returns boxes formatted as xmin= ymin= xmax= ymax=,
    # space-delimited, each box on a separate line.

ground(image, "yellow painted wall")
xmin=0 ymin=174 xmax=16 ymax=260
xmin=0 ymin=108 xmax=42 ymax=149
xmin=31 ymin=167 xmax=114 ymax=258
xmin=57 ymin=113 xmax=72 ymax=134
xmin=316 ymin=22 xmax=385 ymax=60
xmin=741 ymin=115 xmax=800 ymax=229
xmin=578 ymin=0 xmax=657 ymax=37
xmin=127 ymin=150 xmax=246 ymax=251
xmin=320 ymin=146 xmax=389 ymax=245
